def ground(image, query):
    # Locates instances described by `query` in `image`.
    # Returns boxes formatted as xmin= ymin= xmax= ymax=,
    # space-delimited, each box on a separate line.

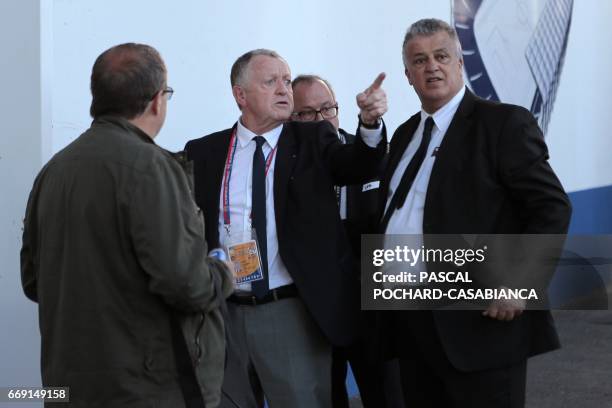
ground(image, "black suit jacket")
xmin=340 ymin=129 xmax=385 ymax=261
xmin=381 ymin=89 xmax=572 ymax=371
xmin=186 ymin=120 xmax=386 ymax=347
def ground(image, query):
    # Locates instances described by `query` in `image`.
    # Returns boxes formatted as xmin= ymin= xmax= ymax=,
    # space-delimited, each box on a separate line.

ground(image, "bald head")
xmin=90 ymin=43 xmax=166 ymax=119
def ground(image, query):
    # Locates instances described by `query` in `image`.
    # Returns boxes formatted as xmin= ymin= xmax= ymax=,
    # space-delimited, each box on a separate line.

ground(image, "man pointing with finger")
xmin=185 ymin=49 xmax=387 ymax=407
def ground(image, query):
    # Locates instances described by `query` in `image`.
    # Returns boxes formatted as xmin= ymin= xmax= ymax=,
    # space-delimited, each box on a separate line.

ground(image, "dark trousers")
xmin=397 ymin=312 xmax=527 ymax=408
xmin=331 ymin=340 xmax=405 ymax=407
xmin=331 ymin=344 xmax=386 ymax=407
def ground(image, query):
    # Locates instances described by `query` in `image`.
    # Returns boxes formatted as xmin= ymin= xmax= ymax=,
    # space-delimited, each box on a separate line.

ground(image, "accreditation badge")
xmin=224 ymin=229 xmax=264 ymax=284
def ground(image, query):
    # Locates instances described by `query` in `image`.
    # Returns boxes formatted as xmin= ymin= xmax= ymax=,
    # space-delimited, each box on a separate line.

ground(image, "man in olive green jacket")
xmin=20 ymin=43 xmax=232 ymax=407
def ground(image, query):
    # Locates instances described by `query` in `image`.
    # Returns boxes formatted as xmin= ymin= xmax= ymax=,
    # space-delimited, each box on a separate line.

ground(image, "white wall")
xmin=50 ymin=0 xmax=612 ymax=193
xmin=50 ymin=0 xmax=449 ymax=154
xmin=0 ymin=0 xmax=51 ymax=404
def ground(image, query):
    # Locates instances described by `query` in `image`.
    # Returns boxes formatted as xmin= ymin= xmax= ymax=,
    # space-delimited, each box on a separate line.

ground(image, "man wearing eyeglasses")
xmin=292 ymin=76 xmax=349 ymax=220
xmin=292 ymin=75 xmax=385 ymax=253
xmin=21 ymin=43 xmax=233 ymax=407
xmin=292 ymin=75 xmax=396 ymax=408
xmin=185 ymin=49 xmax=387 ymax=408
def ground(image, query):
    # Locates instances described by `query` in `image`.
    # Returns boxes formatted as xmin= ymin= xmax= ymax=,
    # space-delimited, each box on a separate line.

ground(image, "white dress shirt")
xmin=384 ymin=86 xmax=466 ymax=235
xmin=218 ymin=120 xmax=292 ymax=291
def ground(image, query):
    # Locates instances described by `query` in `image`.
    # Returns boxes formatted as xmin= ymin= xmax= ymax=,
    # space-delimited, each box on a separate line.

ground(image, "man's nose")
xmin=425 ymin=57 xmax=439 ymax=72
xmin=315 ymin=111 xmax=324 ymax=121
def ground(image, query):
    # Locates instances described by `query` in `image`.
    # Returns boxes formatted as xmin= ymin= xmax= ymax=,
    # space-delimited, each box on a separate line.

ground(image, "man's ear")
xmin=150 ymin=90 xmax=163 ymax=115
xmin=232 ymin=85 xmax=246 ymax=109
xmin=405 ymin=68 xmax=413 ymax=86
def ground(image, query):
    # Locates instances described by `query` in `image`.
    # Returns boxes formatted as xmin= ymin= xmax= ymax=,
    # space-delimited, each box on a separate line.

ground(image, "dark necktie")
xmin=251 ymin=136 xmax=269 ymax=298
xmin=381 ymin=116 xmax=434 ymax=231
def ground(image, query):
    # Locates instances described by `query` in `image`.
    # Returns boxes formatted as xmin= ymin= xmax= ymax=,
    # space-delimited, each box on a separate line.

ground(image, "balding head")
xmin=90 ymin=43 xmax=166 ymax=119
xmin=292 ymin=74 xmax=339 ymax=130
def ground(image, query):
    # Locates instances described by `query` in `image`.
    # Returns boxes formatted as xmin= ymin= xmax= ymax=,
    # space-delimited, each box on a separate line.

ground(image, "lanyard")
xmin=222 ymin=129 xmax=277 ymax=227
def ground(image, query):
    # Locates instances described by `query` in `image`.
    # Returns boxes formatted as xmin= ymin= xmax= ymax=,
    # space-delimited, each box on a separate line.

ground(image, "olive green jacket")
xmin=21 ymin=116 xmax=233 ymax=407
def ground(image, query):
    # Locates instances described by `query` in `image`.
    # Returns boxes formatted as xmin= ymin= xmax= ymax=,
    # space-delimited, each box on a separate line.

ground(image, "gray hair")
xmin=230 ymin=48 xmax=282 ymax=87
xmin=402 ymin=18 xmax=462 ymax=67
xmin=291 ymin=74 xmax=336 ymax=100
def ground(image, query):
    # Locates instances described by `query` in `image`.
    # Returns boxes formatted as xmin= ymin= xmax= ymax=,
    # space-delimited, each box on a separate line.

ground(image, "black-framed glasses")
xmin=292 ymin=105 xmax=338 ymax=121
xmin=151 ymin=86 xmax=174 ymax=101
xmin=161 ymin=86 xmax=174 ymax=100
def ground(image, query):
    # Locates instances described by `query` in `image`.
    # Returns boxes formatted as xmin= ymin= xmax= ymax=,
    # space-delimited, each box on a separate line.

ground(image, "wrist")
xmin=359 ymin=114 xmax=381 ymax=129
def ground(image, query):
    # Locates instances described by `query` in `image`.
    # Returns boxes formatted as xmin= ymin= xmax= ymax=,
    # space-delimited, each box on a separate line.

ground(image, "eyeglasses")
xmin=151 ymin=86 xmax=174 ymax=101
xmin=292 ymin=105 xmax=338 ymax=121
xmin=161 ymin=86 xmax=174 ymax=100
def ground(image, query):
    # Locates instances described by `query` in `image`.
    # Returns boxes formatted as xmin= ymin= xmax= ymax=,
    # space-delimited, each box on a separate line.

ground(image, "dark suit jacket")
xmin=340 ymin=128 xmax=385 ymax=261
xmin=185 ymin=120 xmax=386 ymax=347
xmin=381 ymin=89 xmax=572 ymax=372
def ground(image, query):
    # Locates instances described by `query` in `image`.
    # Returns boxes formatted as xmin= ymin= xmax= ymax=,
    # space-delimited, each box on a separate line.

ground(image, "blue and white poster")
xmin=453 ymin=0 xmax=573 ymax=134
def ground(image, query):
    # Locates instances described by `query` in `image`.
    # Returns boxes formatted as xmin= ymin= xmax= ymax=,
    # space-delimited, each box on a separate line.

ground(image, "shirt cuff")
xmin=359 ymin=125 xmax=383 ymax=148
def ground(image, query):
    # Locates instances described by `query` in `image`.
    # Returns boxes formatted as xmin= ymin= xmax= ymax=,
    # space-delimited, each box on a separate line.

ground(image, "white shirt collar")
xmin=236 ymin=118 xmax=283 ymax=149
xmin=420 ymin=86 xmax=466 ymax=134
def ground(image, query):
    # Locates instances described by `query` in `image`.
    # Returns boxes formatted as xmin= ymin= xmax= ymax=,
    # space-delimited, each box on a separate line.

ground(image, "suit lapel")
xmin=273 ymin=124 xmax=298 ymax=229
xmin=340 ymin=128 xmax=355 ymax=144
xmin=339 ymin=128 xmax=356 ymax=219
xmin=425 ymin=90 xmax=476 ymax=211
xmin=385 ymin=113 xmax=421 ymax=182
xmin=206 ymin=127 xmax=234 ymax=246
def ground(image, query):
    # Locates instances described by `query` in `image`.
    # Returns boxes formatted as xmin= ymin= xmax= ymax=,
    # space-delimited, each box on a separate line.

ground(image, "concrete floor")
xmin=526 ymin=310 xmax=612 ymax=408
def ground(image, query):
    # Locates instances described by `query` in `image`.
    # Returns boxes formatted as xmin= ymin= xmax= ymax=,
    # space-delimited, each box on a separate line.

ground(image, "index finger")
xmin=368 ymin=72 xmax=386 ymax=91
